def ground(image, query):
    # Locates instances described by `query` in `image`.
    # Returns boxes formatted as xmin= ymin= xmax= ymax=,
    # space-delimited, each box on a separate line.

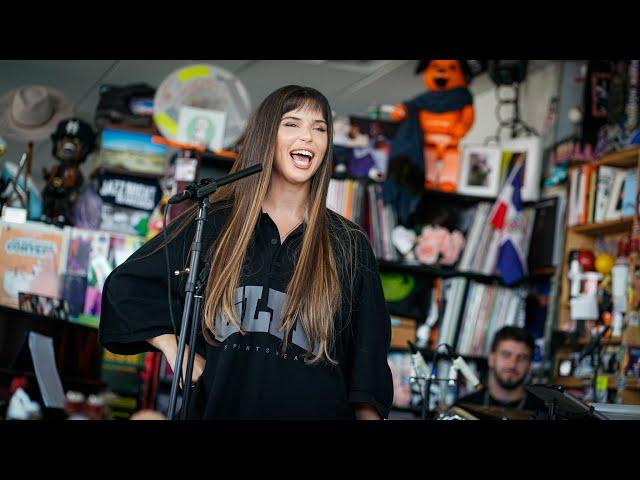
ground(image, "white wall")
xmin=0 ymin=60 xmax=565 ymax=199
xmin=463 ymin=61 xmax=563 ymax=146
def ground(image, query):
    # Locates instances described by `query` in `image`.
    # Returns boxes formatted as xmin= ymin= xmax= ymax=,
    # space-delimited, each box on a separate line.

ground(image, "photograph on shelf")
xmin=177 ymin=105 xmax=227 ymax=151
xmin=18 ymin=292 xmax=70 ymax=320
xmin=0 ymin=221 xmax=69 ymax=309
xmin=457 ymin=145 xmax=502 ymax=198
xmin=332 ymin=116 xmax=398 ymax=180
xmin=500 ymin=136 xmax=543 ymax=202
xmin=98 ymin=128 xmax=167 ymax=176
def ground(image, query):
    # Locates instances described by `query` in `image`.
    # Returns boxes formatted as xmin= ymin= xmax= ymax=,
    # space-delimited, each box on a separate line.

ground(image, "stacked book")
xmin=327 ymin=179 xmax=367 ymax=224
xmin=567 ymin=164 xmax=638 ymax=226
xmin=326 ymin=179 xmax=398 ymax=260
xmin=455 ymin=281 xmax=526 ymax=357
xmin=436 ymin=277 xmax=469 ymax=348
xmin=457 ymin=201 xmax=536 ymax=276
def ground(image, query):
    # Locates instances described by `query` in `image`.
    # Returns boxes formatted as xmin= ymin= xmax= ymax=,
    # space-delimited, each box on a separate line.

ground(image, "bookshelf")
xmin=378 ymin=259 xmax=555 ymax=286
xmin=554 ymin=375 xmax=640 ymax=391
xmin=569 ymin=217 xmax=635 ymax=236
xmin=556 ymin=146 xmax=640 ymax=404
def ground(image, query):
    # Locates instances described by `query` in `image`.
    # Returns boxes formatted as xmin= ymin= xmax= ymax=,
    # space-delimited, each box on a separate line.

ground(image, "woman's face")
xmin=273 ymin=105 xmax=328 ymax=186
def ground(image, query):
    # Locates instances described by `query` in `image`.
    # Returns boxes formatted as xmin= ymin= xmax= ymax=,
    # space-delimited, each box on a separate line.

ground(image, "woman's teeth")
xmin=290 ymin=150 xmax=313 ymax=169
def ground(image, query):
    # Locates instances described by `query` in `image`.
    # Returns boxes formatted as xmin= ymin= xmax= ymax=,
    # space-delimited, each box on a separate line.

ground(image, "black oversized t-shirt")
xmin=98 ymin=203 xmax=394 ymax=419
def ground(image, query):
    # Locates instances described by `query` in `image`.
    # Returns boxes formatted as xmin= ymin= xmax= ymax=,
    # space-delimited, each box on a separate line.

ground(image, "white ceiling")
xmin=0 ymin=59 xmax=552 ymax=188
xmin=0 ymin=59 xmax=520 ymax=122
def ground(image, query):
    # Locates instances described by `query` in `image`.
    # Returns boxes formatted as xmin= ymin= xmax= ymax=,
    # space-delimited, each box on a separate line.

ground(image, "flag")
xmin=488 ymin=161 xmax=526 ymax=285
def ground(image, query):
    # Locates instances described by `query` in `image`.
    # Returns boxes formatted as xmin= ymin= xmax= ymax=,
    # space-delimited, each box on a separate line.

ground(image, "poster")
xmin=0 ymin=221 xmax=69 ymax=308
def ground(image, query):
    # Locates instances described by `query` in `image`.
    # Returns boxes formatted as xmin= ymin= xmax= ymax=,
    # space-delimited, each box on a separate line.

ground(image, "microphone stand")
xmin=166 ymin=164 xmax=262 ymax=420
xmin=578 ymin=324 xmax=611 ymax=404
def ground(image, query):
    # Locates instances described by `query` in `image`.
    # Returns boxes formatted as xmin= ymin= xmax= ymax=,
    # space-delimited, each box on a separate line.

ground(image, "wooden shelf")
xmin=530 ymin=266 xmax=557 ymax=277
xmin=553 ymin=375 xmax=640 ymax=391
xmin=200 ymin=151 xmax=236 ymax=167
xmin=577 ymin=336 xmax=623 ymax=346
xmin=377 ymin=260 xmax=553 ymax=286
xmin=91 ymin=164 xmax=164 ymax=180
xmin=421 ymin=189 xmax=496 ymax=204
xmin=389 ymin=345 xmax=488 ymax=364
xmin=596 ymin=146 xmax=640 ymax=169
xmin=569 ymin=217 xmax=635 ymax=236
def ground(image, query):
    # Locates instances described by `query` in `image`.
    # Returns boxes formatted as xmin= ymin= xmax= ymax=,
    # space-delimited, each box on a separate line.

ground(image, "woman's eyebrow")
xmin=281 ymin=115 xmax=327 ymax=124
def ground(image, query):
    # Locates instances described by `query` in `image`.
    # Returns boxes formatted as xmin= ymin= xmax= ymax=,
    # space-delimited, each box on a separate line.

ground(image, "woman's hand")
xmin=147 ymin=334 xmax=206 ymax=387
xmin=355 ymin=403 xmax=381 ymax=420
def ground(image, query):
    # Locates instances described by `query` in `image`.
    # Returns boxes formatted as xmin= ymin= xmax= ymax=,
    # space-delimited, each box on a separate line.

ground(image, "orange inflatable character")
xmin=390 ymin=60 xmax=475 ymax=192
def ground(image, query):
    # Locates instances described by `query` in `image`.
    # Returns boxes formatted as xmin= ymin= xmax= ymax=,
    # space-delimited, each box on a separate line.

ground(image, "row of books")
xmin=326 ymin=179 xmax=398 ymax=260
xmin=455 ymin=281 xmax=526 ymax=357
xmin=457 ymin=202 xmax=536 ymax=275
xmin=436 ymin=278 xmax=526 ymax=357
xmin=567 ymin=164 xmax=638 ymax=226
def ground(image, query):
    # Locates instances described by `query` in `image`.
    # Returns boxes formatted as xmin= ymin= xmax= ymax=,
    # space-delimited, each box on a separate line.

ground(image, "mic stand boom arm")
xmin=166 ymin=164 xmax=263 ymax=420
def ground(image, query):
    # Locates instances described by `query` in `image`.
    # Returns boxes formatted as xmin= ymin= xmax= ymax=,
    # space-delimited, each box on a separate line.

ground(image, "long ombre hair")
xmin=167 ymin=85 xmax=357 ymax=365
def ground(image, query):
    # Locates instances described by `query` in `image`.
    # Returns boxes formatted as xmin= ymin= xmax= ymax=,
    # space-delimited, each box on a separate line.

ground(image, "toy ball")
xmin=595 ymin=253 xmax=615 ymax=275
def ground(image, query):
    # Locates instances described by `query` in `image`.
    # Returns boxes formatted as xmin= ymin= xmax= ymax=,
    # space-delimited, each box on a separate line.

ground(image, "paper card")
xmin=177 ymin=106 xmax=226 ymax=152
xmin=1 ymin=206 xmax=27 ymax=223
xmin=28 ymin=332 xmax=65 ymax=408
xmin=174 ymin=157 xmax=198 ymax=182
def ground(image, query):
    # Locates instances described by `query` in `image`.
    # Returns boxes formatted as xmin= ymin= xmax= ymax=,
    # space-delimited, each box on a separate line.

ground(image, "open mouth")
xmin=290 ymin=149 xmax=314 ymax=169
xmin=435 ymin=77 xmax=448 ymax=88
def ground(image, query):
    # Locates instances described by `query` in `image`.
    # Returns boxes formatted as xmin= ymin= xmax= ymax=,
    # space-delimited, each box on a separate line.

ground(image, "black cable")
xmin=163 ymin=203 xmax=184 ymax=389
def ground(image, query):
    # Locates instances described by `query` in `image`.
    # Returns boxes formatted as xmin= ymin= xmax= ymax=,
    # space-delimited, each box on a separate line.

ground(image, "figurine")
xmin=42 ymin=118 xmax=96 ymax=226
xmin=390 ymin=60 xmax=476 ymax=192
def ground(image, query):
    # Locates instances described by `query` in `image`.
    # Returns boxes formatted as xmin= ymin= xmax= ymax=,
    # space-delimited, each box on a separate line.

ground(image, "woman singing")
xmin=99 ymin=85 xmax=393 ymax=420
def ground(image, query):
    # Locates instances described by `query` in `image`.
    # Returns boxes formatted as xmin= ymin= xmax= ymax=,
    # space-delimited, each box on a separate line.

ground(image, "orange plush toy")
xmin=390 ymin=60 xmax=478 ymax=192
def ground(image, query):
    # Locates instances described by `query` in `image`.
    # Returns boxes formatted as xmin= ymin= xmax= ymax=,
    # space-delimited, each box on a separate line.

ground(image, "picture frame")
xmin=99 ymin=128 xmax=167 ymax=176
xmin=500 ymin=136 xmax=543 ymax=202
xmin=457 ymin=145 xmax=502 ymax=197
xmin=177 ymin=105 xmax=226 ymax=152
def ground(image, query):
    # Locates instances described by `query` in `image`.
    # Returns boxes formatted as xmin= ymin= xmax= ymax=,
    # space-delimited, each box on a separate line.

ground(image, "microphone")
xmin=449 ymin=356 xmax=482 ymax=389
xmin=407 ymin=341 xmax=430 ymax=380
xmin=168 ymin=184 xmax=199 ymax=205
xmin=168 ymin=164 xmax=263 ymax=204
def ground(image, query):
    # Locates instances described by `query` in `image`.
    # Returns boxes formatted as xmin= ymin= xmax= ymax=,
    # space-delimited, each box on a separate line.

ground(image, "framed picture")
xmin=501 ymin=136 xmax=543 ymax=202
xmin=457 ymin=145 xmax=502 ymax=197
xmin=177 ymin=106 xmax=226 ymax=152
xmin=99 ymin=128 xmax=167 ymax=176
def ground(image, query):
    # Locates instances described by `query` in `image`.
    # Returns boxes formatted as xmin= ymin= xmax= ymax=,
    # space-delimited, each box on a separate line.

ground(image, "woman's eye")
xmin=285 ymin=123 xmax=298 ymax=127
xmin=315 ymin=127 xmax=327 ymax=132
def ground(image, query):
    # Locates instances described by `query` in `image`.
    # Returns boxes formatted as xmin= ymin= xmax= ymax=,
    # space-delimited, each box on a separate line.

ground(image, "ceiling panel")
xmin=233 ymin=60 xmax=368 ymax=109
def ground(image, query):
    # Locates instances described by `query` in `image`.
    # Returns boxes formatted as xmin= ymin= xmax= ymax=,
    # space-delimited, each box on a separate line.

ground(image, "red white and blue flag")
xmin=488 ymin=161 xmax=526 ymax=285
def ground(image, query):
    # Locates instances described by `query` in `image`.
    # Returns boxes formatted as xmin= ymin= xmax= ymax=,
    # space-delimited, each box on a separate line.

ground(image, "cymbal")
xmin=456 ymin=402 xmax=535 ymax=420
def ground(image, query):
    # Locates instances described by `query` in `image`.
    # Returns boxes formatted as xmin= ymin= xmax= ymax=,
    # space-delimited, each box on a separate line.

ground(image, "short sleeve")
xmin=98 ymin=216 xmax=196 ymax=356
xmin=347 ymin=231 xmax=394 ymax=419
